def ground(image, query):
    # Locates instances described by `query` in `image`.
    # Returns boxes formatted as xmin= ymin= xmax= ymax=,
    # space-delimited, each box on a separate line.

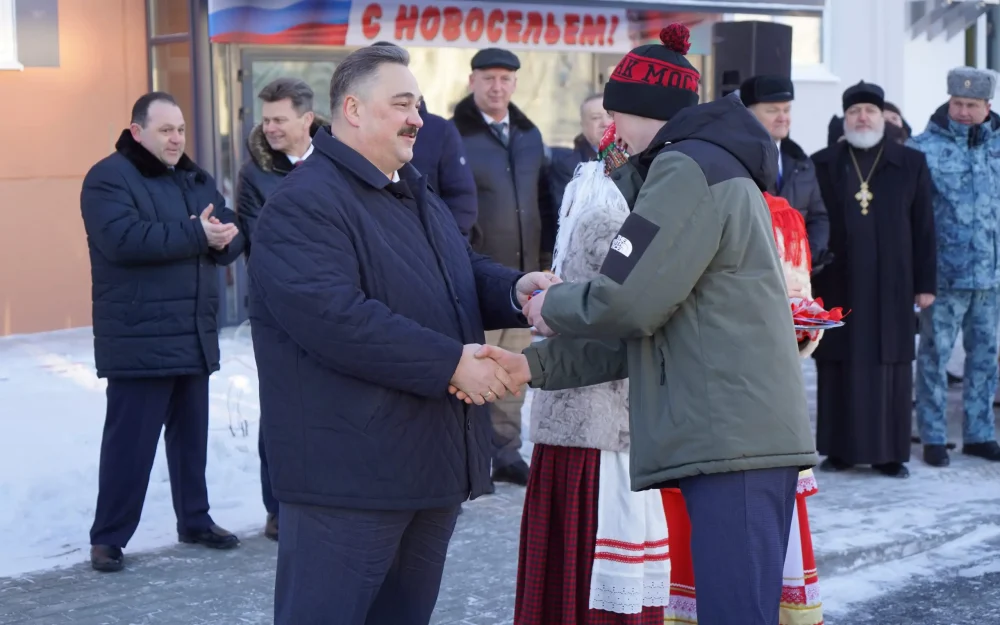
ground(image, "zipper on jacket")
xmin=659 ymin=349 xmax=666 ymax=385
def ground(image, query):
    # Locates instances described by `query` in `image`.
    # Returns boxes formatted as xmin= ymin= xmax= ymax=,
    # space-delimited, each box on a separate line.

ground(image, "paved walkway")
xmin=0 ymin=484 xmax=524 ymax=625
xmin=3 ymin=363 xmax=1000 ymax=624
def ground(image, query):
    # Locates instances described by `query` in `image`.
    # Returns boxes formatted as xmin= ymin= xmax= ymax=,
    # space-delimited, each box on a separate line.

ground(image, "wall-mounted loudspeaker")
xmin=712 ymin=21 xmax=793 ymax=99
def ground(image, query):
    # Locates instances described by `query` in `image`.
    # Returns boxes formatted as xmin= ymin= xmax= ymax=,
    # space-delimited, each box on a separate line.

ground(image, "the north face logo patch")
xmin=611 ymin=235 xmax=633 ymax=257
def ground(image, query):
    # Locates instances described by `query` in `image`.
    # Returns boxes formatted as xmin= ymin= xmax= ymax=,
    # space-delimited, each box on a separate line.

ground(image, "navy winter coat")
xmin=235 ymin=116 xmax=326 ymax=258
xmin=411 ymin=101 xmax=478 ymax=238
xmin=453 ymin=95 xmax=557 ymax=272
xmin=79 ymin=131 xmax=245 ymax=378
xmin=248 ymin=128 xmax=526 ymax=510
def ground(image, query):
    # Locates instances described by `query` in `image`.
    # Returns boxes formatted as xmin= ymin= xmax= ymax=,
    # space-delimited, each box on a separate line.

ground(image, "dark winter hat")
xmin=842 ymin=81 xmax=885 ymax=112
xmin=471 ymin=48 xmax=520 ymax=71
xmin=739 ymin=75 xmax=794 ymax=107
xmin=603 ymin=24 xmax=700 ymax=121
xmin=947 ymin=66 xmax=997 ymax=100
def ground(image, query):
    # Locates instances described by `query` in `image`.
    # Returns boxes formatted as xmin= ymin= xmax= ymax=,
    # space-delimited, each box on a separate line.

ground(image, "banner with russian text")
xmin=347 ymin=1 xmax=628 ymax=52
xmin=209 ymin=0 xmax=716 ymax=54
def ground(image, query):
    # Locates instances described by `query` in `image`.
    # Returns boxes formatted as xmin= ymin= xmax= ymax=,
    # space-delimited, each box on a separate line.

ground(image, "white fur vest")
xmin=529 ymin=161 xmax=632 ymax=452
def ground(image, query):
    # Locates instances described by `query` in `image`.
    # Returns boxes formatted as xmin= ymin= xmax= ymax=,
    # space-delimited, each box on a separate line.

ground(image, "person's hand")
xmin=449 ymin=345 xmax=531 ymax=404
xmin=915 ymin=293 xmax=935 ymax=309
xmin=193 ymin=204 xmax=238 ymax=250
xmin=523 ymin=290 xmax=555 ymax=336
xmin=785 ymin=271 xmax=807 ymax=299
xmin=515 ymin=272 xmax=562 ymax=307
xmin=449 ymin=344 xmax=516 ymax=405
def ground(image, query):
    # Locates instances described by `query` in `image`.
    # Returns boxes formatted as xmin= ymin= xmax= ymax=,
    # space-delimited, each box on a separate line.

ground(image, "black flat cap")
xmin=739 ymin=75 xmax=794 ymax=107
xmin=842 ymin=80 xmax=884 ymax=112
xmin=471 ymin=48 xmax=520 ymax=71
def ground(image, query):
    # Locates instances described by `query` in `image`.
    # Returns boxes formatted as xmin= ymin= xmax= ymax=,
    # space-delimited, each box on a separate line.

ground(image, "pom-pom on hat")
xmin=603 ymin=23 xmax=701 ymax=122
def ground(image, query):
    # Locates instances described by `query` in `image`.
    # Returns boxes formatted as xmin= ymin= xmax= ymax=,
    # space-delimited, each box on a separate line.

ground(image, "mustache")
xmin=398 ymin=126 xmax=419 ymax=137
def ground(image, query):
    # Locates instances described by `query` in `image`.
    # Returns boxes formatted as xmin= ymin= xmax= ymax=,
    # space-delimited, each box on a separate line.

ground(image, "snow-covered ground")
xmin=0 ymin=326 xmax=265 ymax=578
xmin=4 ymin=323 xmax=1000 ymax=620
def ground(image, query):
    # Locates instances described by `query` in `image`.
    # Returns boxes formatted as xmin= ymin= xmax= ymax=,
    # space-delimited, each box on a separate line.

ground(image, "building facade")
xmin=0 ymin=0 xmax=991 ymax=336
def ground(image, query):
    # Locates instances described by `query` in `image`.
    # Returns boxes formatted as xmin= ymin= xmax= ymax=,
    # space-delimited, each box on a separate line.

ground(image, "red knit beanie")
xmin=603 ymin=24 xmax=701 ymax=121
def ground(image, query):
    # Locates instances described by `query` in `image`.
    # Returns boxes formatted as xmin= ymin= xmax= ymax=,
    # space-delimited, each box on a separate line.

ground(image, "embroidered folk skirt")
xmin=515 ymin=443 xmax=664 ymax=625
xmin=662 ymin=470 xmax=823 ymax=625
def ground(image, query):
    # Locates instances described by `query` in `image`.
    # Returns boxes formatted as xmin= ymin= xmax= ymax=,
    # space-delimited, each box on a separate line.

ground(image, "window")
xmin=149 ymin=0 xmax=190 ymax=37
xmin=151 ymin=41 xmax=196 ymax=142
xmin=0 ymin=0 xmax=22 ymax=70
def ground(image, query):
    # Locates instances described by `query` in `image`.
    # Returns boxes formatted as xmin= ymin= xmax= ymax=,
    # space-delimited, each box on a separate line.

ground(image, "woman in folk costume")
xmin=662 ymin=192 xmax=824 ymax=625
xmin=514 ymin=124 xmax=670 ymax=625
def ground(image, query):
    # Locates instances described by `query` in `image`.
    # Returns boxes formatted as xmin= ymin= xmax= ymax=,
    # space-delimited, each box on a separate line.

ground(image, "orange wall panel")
xmin=0 ymin=0 xmax=148 ymax=336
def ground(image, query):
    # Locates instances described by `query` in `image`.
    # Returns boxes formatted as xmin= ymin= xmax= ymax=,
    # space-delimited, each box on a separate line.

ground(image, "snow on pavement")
xmin=0 ymin=326 xmax=265 ymax=578
xmin=4 ymin=324 xmax=1000 ymax=616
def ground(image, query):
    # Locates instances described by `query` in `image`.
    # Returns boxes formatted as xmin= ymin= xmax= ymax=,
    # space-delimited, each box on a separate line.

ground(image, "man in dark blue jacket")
xmin=80 ymin=92 xmax=245 ymax=573
xmin=411 ymin=99 xmax=478 ymax=237
xmin=453 ymin=47 xmax=558 ymax=487
xmin=248 ymin=45 xmax=557 ymax=624
xmin=236 ymin=76 xmax=324 ymax=541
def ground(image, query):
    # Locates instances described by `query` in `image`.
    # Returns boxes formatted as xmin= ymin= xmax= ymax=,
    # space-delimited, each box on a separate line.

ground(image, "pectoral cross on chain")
xmin=855 ymin=182 xmax=873 ymax=216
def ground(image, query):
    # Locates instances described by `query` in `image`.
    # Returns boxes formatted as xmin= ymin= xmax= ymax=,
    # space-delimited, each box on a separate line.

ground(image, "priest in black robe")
xmin=810 ymin=81 xmax=937 ymax=478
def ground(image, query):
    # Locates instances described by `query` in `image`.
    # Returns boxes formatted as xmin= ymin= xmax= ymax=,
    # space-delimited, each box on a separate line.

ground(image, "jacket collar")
xmin=452 ymin=94 xmax=536 ymax=137
xmin=246 ymin=116 xmax=328 ymax=174
xmin=312 ymin=127 xmax=423 ymax=190
xmin=779 ymin=137 xmax=808 ymax=161
xmin=115 ymin=130 xmax=205 ymax=181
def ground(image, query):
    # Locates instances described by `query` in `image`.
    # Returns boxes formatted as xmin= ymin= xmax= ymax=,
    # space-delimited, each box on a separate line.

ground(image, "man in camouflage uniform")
xmin=910 ymin=67 xmax=1000 ymax=467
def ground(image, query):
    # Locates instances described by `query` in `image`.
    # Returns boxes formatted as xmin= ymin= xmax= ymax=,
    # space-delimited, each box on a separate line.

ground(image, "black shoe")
xmin=264 ymin=513 xmax=279 ymax=542
xmin=178 ymin=524 xmax=240 ymax=550
xmin=90 ymin=545 xmax=124 ymax=572
xmin=818 ymin=457 xmax=854 ymax=472
xmin=962 ymin=441 xmax=1000 ymax=461
xmin=947 ymin=372 xmax=963 ymax=386
xmin=923 ymin=444 xmax=951 ymax=467
xmin=873 ymin=462 xmax=910 ymax=478
xmin=492 ymin=460 xmax=530 ymax=486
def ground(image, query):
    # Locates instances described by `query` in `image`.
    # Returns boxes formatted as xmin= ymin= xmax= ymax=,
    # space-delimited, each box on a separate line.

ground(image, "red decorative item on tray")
xmin=791 ymin=296 xmax=849 ymax=341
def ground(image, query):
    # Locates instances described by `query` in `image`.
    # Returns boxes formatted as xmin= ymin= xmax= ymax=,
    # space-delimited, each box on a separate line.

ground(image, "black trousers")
xmin=258 ymin=427 xmax=278 ymax=515
xmin=274 ymin=503 xmax=461 ymax=625
xmin=89 ymin=375 xmax=214 ymax=547
xmin=679 ymin=467 xmax=799 ymax=625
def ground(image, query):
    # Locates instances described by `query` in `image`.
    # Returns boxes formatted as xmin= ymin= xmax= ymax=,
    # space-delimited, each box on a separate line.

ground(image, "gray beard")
xmin=844 ymin=126 xmax=885 ymax=149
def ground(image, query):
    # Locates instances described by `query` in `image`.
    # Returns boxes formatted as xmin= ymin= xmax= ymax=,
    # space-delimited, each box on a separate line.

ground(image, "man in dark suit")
xmin=80 ymin=92 xmax=245 ymax=572
xmin=247 ymin=45 xmax=558 ymax=624
xmin=740 ymin=75 xmax=830 ymax=267
xmin=411 ymin=99 xmax=478 ymax=237
xmin=549 ymin=92 xmax=612 ymax=208
xmin=236 ymin=77 xmax=324 ymax=541
xmin=452 ymin=48 xmax=557 ymax=485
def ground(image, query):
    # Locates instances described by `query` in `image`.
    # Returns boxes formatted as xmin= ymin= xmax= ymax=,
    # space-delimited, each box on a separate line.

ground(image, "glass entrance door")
xmin=222 ymin=48 xmax=352 ymax=326
xmin=241 ymin=49 xmax=351 ymax=135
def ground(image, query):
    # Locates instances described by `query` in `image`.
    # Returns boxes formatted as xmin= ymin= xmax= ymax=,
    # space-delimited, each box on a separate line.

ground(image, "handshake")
xmin=446 ymin=271 xmax=561 ymax=405
xmin=448 ymin=344 xmax=531 ymax=405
